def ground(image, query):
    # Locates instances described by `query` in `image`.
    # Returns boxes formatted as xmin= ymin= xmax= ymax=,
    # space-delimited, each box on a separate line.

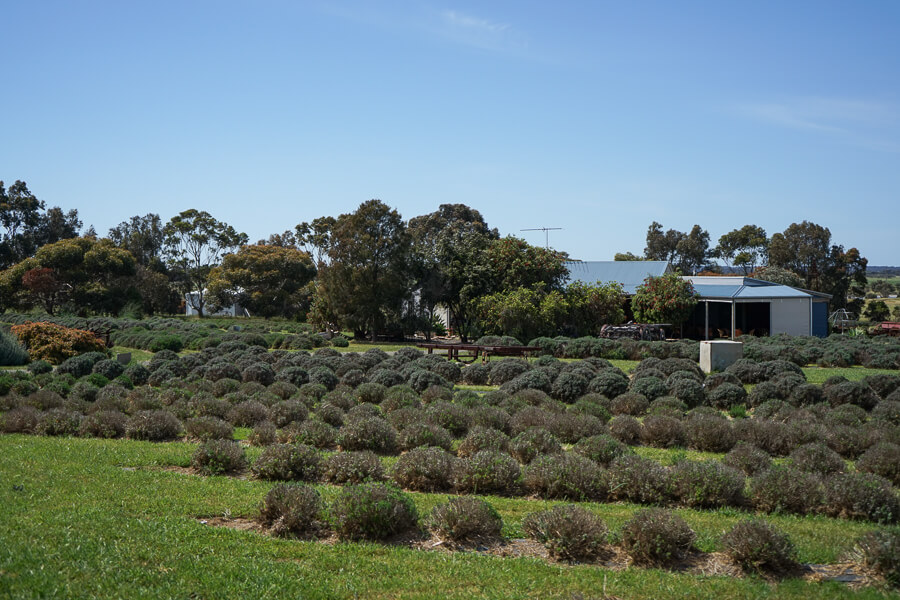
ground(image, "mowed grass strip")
xmin=0 ymin=435 xmax=891 ymax=599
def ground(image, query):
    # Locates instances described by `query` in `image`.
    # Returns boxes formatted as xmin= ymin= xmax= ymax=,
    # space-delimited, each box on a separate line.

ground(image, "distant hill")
xmin=868 ymin=266 xmax=900 ymax=277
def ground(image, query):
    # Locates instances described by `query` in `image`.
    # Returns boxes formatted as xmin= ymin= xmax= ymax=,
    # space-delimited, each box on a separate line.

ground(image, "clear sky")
xmin=2 ymin=1 xmax=898 ymax=264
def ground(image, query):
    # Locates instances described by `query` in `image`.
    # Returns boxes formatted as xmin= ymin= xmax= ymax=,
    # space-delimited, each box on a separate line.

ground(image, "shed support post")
xmin=731 ymin=301 xmax=736 ymax=340
xmin=704 ymin=301 xmax=709 ymax=341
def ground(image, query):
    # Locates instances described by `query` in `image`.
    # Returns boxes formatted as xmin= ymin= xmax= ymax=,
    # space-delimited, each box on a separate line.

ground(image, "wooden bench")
xmin=417 ymin=343 xmax=542 ymax=363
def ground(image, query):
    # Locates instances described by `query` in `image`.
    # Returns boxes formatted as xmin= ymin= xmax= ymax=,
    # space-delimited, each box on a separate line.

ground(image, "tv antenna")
xmin=521 ymin=227 xmax=562 ymax=249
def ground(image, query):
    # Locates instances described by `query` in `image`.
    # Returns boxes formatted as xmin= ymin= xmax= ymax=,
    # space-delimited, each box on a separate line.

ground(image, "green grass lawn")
xmin=0 ymin=434 xmax=894 ymax=599
xmin=801 ymin=365 xmax=899 ymax=384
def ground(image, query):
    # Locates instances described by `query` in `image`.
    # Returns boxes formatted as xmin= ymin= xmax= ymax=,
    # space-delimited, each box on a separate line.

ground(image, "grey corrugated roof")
xmin=691 ymin=284 xmax=812 ymax=300
xmin=564 ymin=261 xmax=670 ymax=294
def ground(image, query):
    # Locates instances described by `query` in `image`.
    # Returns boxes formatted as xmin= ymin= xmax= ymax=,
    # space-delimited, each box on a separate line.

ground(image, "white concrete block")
xmin=700 ymin=341 xmax=743 ymax=373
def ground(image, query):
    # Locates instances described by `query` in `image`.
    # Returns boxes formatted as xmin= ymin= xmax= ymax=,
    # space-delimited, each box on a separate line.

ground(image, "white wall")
xmin=769 ymin=298 xmax=811 ymax=336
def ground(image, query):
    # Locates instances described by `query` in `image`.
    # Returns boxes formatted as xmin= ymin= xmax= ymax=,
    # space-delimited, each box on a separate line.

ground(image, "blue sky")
xmin=2 ymin=1 xmax=899 ymax=264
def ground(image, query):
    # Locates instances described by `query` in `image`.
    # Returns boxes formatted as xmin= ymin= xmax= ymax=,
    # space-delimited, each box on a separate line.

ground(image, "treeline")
xmin=0 ymin=179 xmax=869 ymax=339
xmin=0 ymin=182 xmax=627 ymax=339
xmin=617 ymin=221 xmax=868 ymax=312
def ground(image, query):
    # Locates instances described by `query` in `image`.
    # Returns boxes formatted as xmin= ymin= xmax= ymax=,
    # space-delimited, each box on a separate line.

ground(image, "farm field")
xmin=0 ymin=434 xmax=893 ymax=600
xmin=2 ymin=316 xmax=900 ymax=598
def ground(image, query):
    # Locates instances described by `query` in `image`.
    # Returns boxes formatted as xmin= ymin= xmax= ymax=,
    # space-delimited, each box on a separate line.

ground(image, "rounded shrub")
xmin=461 ymin=363 xmax=491 ymax=385
xmin=1 ymin=406 xmax=39 ymax=433
xmin=408 ymin=369 xmax=450 ymax=393
xmin=276 ymin=367 xmax=310 ymax=387
xmin=722 ymin=442 xmax=773 ymax=476
xmin=259 ymin=483 xmax=323 ymax=537
xmin=668 ymin=378 xmax=706 ymax=409
xmin=851 ymin=529 xmax=900 ymax=588
xmin=323 ymin=450 xmax=385 ymax=484
xmin=355 ymin=382 xmax=387 ymax=405
xmin=368 ymin=368 xmax=405 ymax=389
xmin=640 ymin=415 xmax=684 ymax=448
xmin=390 ymin=446 xmax=457 ymax=492
xmin=457 ymin=426 xmax=510 ymax=458
xmin=92 ymin=359 xmax=125 ymax=381
xmin=251 ymin=443 xmax=323 ymax=481
xmin=825 ymin=380 xmax=880 ymax=411
xmin=249 ymin=421 xmax=277 ymax=446
xmin=78 ymin=410 xmax=127 ymax=438
xmin=824 ymin=424 xmax=868 ymax=459
xmin=523 ymin=452 xmax=607 ymax=501
xmin=588 ymin=371 xmax=629 ymax=399
xmin=329 ymin=482 xmax=418 ymax=541
xmin=671 ymin=460 xmax=745 ymax=509
xmin=734 ymin=419 xmax=797 ymax=457
xmin=509 ymin=427 xmax=562 ymax=464
xmin=648 ymin=396 xmax=687 ymax=419
xmin=608 ymin=415 xmax=641 ymax=445
xmin=191 ymin=439 xmax=247 ymax=475
xmin=399 ymin=423 xmax=453 ymax=452
xmin=429 ymin=359 xmax=461 ymax=383
xmin=424 ymin=401 xmax=470 ymax=437
xmin=337 ymin=416 xmax=399 ymax=454
xmin=605 ymin=454 xmax=673 ymax=505
xmin=522 ymin=504 xmax=610 ymax=562
xmin=502 ymin=368 xmax=553 ymax=395
xmin=27 ymin=360 xmax=53 ymax=375
xmin=630 ymin=376 xmax=668 ymax=402
xmin=125 ymin=410 xmax=183 ymax=441
xmin=573 ymin=434 xmax=632 ymax=467
xmin=785 ymin=442 xmax=846 ymax=476
xmin=621 ymin=508 xmax=695 ymax=565
xmin=452 ymin=450 xmax=522 ymax=496
xmin=227 ymin=400 xmax=271 ymax=427
xmin=308 ymin=366 xmax=338 ymax=390
xmin=488 ymin=360 xmax=530 ymax=386
xmin=24 ymin=389 xmax=64 ymax=411
xmin=427 ymin=497 xmax=502 ymax=543
xmin=684 ymin=414 xmax=735 ymax=453
xmin=550 ymin=371 xmax=590 ymax=403
xmin=35 ymin=408 xmax=82 ymax=436
xmin=609 ymin=392 xmax=650 ymax=417
xmin=185 ymin=416 xmax=234 ymax=441
xmin=720 ymin=519 xmax=796 ymax=573
xmin=707 ymin=382 xmax=748 ymax=410
xmin=749 ymin=466 xmax=822 ymax=515
xmin=725 ymin=359 xmax=766 ymax=384
xmin=285 ymin=419 xmax=336 ymax=449
xmin=822 ymin=472 xmax=900 ymax=524
xmin=872 ymin=400 xmax=900 ymax=425
xmin=857 ymin=442 xmax=900 ymax=485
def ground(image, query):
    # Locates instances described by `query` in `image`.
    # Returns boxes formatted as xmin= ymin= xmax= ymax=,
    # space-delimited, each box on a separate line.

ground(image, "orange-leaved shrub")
xmin=11 ymin=320 xmax=107 ymax=364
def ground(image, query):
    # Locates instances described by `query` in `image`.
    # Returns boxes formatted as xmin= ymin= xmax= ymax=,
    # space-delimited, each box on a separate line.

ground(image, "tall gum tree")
xmin=408 ymin=204 xmax=499 ymax=341
xmin=163 ymin=209 xmax=247 ymax=317
xmin=302 ymin=200 xmax=411 ymax=340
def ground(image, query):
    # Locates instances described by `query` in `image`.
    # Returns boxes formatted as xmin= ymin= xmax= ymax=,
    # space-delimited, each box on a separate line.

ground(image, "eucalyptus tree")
xmin=163 ymin=209 xmax=247 ymax=317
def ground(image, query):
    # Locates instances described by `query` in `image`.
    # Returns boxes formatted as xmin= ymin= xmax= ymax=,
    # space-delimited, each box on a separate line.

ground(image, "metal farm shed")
xmin=682 ymin=276 xmax=831 ymax=339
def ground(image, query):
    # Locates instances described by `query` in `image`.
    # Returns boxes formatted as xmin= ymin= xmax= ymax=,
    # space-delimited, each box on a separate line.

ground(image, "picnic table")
xmin=416 ymin=343 xmax=542 ymax=363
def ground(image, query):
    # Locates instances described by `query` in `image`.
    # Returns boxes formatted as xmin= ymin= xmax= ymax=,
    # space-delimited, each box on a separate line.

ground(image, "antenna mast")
xmin=521 ymin=227 xmax=562 ymax=249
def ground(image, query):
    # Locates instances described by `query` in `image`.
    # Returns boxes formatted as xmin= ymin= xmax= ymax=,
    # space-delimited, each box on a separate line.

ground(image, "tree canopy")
xmin=163 ymin=209 xmax=247 ymax=317
xmin=0 ymin=236 xmax=137 ymax=315
xmin=643 ymin=222 xmax=710 ymax=275
xmin=767 ymin=221 xmax=867 ymax=308
xmin=109 ymin=214 xmax=165 ymax=268
xmin=304 ymin=200 xmax=412 ymax=339
xmin=631 ymin=272 xmax=698 ymax=327
xmin=208 ymin=244 xmax=316 ymax=319
xmin=407 ymin=204 xmax=499 ymax=340
xmin=714 ymin=225 xmax=768 ymax=274
xmin=0 ymin=180 xmax=81 ymax=269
